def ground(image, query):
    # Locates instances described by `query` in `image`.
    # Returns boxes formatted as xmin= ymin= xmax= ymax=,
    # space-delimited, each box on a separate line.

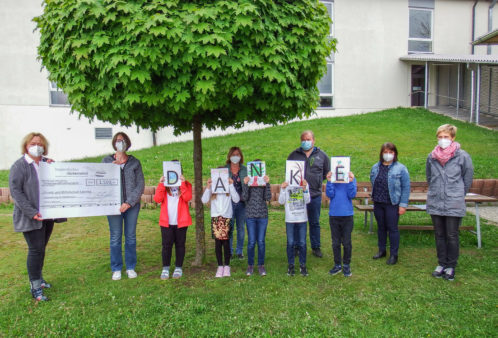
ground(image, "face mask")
xmin=28 ymin=145 xmax=44 ymax=158
xmin=301 ymin=140 xmax=313 ymax=151
xmin=230 ymin=156 xmax=241 ymax=164
xmin=438 ymin=138 xmax=452 ymax=149
xmin=115 ymin=140 xmax=127 ymax=152
xmin=383 ymin=153 xmax=394 ymax=162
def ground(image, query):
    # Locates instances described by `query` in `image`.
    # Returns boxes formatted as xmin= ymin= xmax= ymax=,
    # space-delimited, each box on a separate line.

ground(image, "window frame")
xmin=408 ymin=7 xmax=434 ymax=54
xmin=48 ymin=81 xmax=70 ymax=107
xmin=318 ymin=0 xmax=335 ymax=109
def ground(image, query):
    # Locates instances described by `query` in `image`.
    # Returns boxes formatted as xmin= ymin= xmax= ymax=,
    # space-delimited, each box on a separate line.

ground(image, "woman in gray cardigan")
xmin=102 ymin=132 xmax=145 ymax=281
xmin=9 ymin=132 xmax=54 ymax=301
xmin=426 ymin=124 xmax=473 ymax=281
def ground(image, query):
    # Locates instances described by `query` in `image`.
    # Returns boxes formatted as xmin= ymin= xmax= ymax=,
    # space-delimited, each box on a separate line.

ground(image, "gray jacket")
xmin=426 ymin=149 xmax=474 ymax=217
xmin=102 ymin=154 xmax=145 ymax=207
xmin=9 ymin=157 xmax=43 ymax=232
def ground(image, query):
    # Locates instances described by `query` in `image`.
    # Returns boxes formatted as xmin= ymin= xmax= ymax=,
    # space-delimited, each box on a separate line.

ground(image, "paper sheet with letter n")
xmin=39 ymin=162 xmax=121 ymax=218
xmin=247 ymin=161 xmax=266 ymax=186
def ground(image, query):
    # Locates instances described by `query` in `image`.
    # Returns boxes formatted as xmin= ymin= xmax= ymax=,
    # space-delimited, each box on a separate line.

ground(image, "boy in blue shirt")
xmin=326 ymin=171 xmax=357 ymax=277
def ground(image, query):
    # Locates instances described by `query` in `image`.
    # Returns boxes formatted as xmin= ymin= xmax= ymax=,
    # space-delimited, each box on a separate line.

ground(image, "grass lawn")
xmin=1 ymin=108 xmax=497 ymax=335
xmin=0 ymin=108 xmax=497 ymax=187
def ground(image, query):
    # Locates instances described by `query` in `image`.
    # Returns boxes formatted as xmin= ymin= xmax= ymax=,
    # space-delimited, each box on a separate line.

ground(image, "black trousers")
xmin=215 ymin=239 xmax=230 ymax=266
xmin=329 ymin=216 xmax=354 ymax=265
xmin=23 ymin=220 xmax=54 ymax=283
xmin=431 ymin=215 xmax=461 ymax=268
xmin=161 ymin=226 xmax=188 ymax=268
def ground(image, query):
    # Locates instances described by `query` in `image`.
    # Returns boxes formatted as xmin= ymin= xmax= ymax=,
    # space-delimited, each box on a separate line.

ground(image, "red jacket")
xmin=154 ymin=181 xmax=192 ymax=228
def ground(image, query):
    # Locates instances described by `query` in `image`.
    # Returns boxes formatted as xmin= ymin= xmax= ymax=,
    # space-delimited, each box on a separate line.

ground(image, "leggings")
xmin=215 ymin=239 xmax=230 ymax=266
xmin=23 ymin=220 xmax=54 ymax=284
xmin=161 ymin=225 xmax=188 ymax=267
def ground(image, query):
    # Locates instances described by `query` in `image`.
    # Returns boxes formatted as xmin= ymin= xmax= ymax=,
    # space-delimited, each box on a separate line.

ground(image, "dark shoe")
xmin=236 ymin=253 xmax=244 ymax=259
xmin=312 ymin=248 xmax=323 ymax=258
xmin=258 ymin=265 xmax=267 ymax=276
xmin=31 ymin=288 xmax=49 ymax=302
xmin=443 ymin=268 xmax=455 ymax=281
xmin=300 ymin=265 xmax=309 ymax=277
xmin=329 ymin=264 xmax=342 ymax=276
xmin=342 ymin=264 xmax=352 ymax=277
xmin=386 ymin=255 xmax=398 ymax=265
xmin=287 ymin=264 xmax=295 ymax=276
xmin=41 ymin=280 xmax=52 ymax=289
xmin=431 ymin=265 xmax=445 ymax=278
xmin=294 ymin=247 xmax=299 ymax=257
xmin=373 ymin=251 xmax=386 ymax=259
xmin=246 ymin=265 xmax=254 ymax=276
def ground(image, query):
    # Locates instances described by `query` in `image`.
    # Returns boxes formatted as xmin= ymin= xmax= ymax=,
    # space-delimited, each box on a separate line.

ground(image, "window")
xmin=318 ymin=1 xmax=334 ymax=108
xmin=95 ymin=128 xmax=113 ymax=139
xmin=49 ymin=81 xmax=70 ymax=106
xmin=408 ymin=8 xmax=433 ymax=53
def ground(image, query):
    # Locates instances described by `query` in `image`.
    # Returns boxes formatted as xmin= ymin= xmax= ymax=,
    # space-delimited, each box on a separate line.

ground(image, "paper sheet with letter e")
xmin=247 ymin=161 xmax=266 ymax=186
xmin=39 ymin=162 xmax=121 ymax=218
xmin=286 ymin=160 xmax=305 ymax=187
xmin=330 ymin=156 xmax=350 ymax=183
xmin=211 ymin=168 xmax=229 ymax=194
xmin=163 ymin=161 xmax=182 ymax=187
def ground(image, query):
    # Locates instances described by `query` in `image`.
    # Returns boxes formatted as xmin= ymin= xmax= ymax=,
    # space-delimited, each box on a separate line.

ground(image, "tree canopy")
xmin=35 ymin=0 xmax=335 ymax=133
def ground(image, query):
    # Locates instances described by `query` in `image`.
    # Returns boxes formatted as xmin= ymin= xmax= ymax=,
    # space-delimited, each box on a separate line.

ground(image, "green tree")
xmin=35 ymin=0 xmax=335 ymax=265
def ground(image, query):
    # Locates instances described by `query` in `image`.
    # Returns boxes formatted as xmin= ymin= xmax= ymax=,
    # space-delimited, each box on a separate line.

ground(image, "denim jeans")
xmin=246 ymin=217 xmax=268 ymax=266
xmin=107 ymin=203 xmax=140 ymax=271
xmin=294 ymin=195 xmax=322 ymax=249
xmin=373 ymin=202 xmax=400 ymax=256
xmin=23 ymin=220 xmax=54 ymax=283
xmin=229 ymin=201 xmax=246 ymax=255
xmin=431 ymin=215 xmax=461 ymax=268
xmin=286 ymin=222 xmax=307 ymax=266
xmin=329 ymin=216 xmax=354 ymax=265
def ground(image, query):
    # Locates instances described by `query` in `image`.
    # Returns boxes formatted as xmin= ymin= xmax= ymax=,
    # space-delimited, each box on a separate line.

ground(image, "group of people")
xmin=9 ymin=124 xmax=473 ymax=302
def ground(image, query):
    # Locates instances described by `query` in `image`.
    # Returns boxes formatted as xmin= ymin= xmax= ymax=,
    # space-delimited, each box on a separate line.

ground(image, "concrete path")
xmin=467 ymin=206 xmax=498 ymax=225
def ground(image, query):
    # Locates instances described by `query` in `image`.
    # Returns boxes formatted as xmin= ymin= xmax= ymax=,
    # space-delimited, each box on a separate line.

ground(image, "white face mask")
xmin=438 ymin=138 xmax=452 ymax=149
xmin=383 ymin=153 xmax=394 ymax=163
xmin=115 ymin=140 xmax=127 ymax=152
xmin=230 ymin=156 xmax=241 ymax=164
xmin=28 ymin=145 xmax=44 ymax=158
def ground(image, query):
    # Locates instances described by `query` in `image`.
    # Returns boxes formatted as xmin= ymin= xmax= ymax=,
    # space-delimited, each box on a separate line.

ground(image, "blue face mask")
xmin=301 ymin=140 xmax=313 ymax=151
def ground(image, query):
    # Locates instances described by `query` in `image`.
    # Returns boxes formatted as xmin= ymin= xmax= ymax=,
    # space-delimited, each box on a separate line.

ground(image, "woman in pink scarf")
xmin=426 ymin=124 xmax=473 ymax=281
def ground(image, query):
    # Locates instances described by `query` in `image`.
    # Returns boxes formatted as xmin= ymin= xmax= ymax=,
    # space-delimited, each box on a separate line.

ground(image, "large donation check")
xmin=39 ymin=162 xmax=122 ymax=219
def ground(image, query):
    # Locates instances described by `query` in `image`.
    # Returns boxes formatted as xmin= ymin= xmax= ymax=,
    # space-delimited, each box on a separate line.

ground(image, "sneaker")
xmin=160 ymin=267 xmax=170 ymax=280
xmin=432 ymin=265 xmax=445 ymax=278
xmin=258 ymin=265 xmax=267 ymax=276
xmin=300 ymin=265 xmax=309 ymax=277
xmin=41 ymin=279 xmax=52 ymax=289
xmin=126 ymin=269 xmax=137 ymax=279
xmin=31 ymin=287 xmax=48 ymax=302
xmin=236 ymin=253 xmax=244 ymax=259
xmin=172 ymin=267 xmax=183 ymax=279
xmin=246 ymin=265 xmax=254 ymax=276
xmin=215 ymin=266 xmax=224 ymax=278
xmin=329 ymin=264 xmax=342 ymax=276
xmin=112 ymin=271 xmax=121 ymax=280
xmin=343 ymin=264 xmax=352 ymax=277
xmin=287 ymin=264 xmax=295 ymax=276
xmin=223 ymin=266 xmax=231 ymax=277
xmin=312 ymin=248 xmax=323 ymax=258
xmin=443 ymin=268 xmax=455 ymax=281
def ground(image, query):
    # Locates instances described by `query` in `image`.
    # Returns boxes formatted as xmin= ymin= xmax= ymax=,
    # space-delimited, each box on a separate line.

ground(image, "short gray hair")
xmin=301 ymin=130 xmax=315 ymax=140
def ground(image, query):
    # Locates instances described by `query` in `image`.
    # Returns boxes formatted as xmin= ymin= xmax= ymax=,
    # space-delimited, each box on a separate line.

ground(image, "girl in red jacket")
xmin=154 ymin=169 xmax=192 ymax=280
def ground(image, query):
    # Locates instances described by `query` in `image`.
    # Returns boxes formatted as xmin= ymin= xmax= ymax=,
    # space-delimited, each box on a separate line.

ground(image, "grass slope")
xmin=1 ymin=108 xmax=497 ymax=187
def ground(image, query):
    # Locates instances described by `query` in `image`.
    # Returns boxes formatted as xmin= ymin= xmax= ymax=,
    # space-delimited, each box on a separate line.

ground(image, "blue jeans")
xmin=107 ymin=203 xmax=140 ymax=271
xmin=286 ymin=222 xmax=307 ymax=266
xmin=373 ymin=202 xmax=400 ymax=256
xmin=246 ymin=217 xmax=268 ymax=266
xmin=295 ymin=195 xmax=322 ymax=249
xmin=229 ymin=201 xmax=246 ymax=255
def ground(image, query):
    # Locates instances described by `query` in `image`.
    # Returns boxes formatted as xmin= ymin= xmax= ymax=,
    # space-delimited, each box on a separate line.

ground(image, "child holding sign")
xmin=326 ymin=170 xmax=357 ymax=277
xmin=242 ymin=160 xmax=271 ymax=276
xmin=153 ymin=162 xmax=192 ymax=280
xmin=201 ymin=174 xmax=240 ymax=277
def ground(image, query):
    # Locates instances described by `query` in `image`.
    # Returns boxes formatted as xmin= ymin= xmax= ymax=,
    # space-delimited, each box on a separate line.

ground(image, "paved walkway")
xmin=466 ymin=206 xmax=498 ymax=225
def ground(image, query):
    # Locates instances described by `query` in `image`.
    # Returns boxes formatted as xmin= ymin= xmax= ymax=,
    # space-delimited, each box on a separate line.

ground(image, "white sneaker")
xmin=126 ymin=269 xmax=138 ymax=279
xmin=112 ymin=271 xmax=121 ymax=280
xmin=160 ymin=268 xmax=170 ymax=280
xmin=222 ymin=266 xmax=231 ymax=277
xmin=215 ymin=266 xmax=224 ymax=278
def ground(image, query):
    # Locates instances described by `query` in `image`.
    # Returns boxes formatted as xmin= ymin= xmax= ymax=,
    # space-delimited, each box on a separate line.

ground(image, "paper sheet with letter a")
xmin=39 ymin=162 xmax=121 ymax=218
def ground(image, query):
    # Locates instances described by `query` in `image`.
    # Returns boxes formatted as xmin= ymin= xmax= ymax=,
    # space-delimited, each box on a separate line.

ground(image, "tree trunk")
xmin=192 ymin=115 xmax=205 ymax=266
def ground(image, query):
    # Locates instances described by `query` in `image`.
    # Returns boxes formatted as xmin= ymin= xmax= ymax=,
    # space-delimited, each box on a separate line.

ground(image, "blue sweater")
xmin=326 ymin=179 xmax=357 ymax=216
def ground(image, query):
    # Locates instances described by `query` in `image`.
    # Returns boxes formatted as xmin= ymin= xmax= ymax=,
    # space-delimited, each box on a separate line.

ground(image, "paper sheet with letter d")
xmin=39 ymin=162 xmax=121 ymax=218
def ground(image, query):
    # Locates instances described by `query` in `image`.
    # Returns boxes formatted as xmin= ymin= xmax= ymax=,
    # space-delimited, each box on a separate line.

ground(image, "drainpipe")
xmin=472 ymin=1 xmax=479 ymax=55
xmin=488 ymin=0 xmax=497 ymax=55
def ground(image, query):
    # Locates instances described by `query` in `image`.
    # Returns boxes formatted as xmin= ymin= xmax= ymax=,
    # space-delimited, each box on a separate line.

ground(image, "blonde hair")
xmin=436 ymin=124 xmax=457 ymax=138
xmin=21 ymin=132 xmax=49 ymax=155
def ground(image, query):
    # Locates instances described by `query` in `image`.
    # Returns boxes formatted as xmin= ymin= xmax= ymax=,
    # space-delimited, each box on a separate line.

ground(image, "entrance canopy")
xmin=400 ymin=54 xmax=498 ymax=64
xmin=472 ymin=29 xmax=498 ymax=45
